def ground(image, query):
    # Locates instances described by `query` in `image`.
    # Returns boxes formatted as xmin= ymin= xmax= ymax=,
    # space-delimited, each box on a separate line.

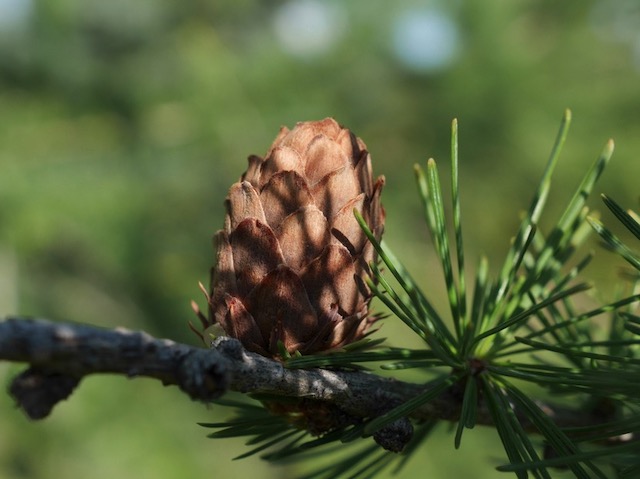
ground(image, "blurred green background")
xmin=0 ymin=1 xmax=639 ymax=478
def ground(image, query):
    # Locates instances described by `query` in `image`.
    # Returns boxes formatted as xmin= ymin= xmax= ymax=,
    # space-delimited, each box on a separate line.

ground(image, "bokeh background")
xmin=1 ymin=1 xmax=639 ymax=478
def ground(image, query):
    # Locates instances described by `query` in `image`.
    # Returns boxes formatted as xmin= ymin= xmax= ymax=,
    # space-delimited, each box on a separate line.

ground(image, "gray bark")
xmin=0 ymin=317 xmax=588 ymax=433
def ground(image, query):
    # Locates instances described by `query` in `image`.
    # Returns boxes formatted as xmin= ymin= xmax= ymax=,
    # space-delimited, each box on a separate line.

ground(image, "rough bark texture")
xmin=1 ymin=317 xmax=591 ymax=432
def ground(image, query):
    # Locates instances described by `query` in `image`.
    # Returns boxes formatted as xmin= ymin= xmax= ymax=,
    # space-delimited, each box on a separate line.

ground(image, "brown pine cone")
xmin=195 ymin=118 xmax=385 ymax=358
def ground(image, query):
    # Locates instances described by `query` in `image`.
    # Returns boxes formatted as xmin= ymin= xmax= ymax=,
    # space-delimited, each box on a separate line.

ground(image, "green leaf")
xmin=355 ymin=209 xmax=458 ymax=363
xmin=471 ymin=283 xmax=591 ymax=353
xmin=497 ymin=441 xmax=640 ymax=473
xmin=294 ymin=443 xmax=389 ymax=479
xmin=489 ymin=109 xmax=571 ymax=325
xmin=234 ymin=429 xmax=304 ymax=460
xmin=514 ymin=337 xmax=640 ymax=366
xmin=454 ymin=376 xmax=478 ymax=449
xmin=285 ymin=348 xmax=437 ymax=369
xmin=481 ymin=376 xmax=536 ymax=479
xmin=451 ymin=118 xmax=468 ymax=337
xmin=602 ymin=194 xmax=640 ymax=241
xmin=500 ymin=379 xmax=607 ymax=478
xmin=418 ymin=159 xmax=462 ymax=337
xmin=588 ymin=216 xmax=640 ymax=271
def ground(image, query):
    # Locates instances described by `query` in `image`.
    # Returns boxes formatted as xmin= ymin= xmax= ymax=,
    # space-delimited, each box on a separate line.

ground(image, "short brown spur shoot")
xmin=194 ymin=118 xmax=385 ymax=359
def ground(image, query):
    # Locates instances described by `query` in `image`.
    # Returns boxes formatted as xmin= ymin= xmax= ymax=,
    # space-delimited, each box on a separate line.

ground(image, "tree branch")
xmin=1 ymin=317 xmax=590 ymax=433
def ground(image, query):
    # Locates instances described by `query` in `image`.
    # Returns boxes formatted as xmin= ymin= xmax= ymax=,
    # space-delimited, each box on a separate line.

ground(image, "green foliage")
xmin=588 ymin=196 xmax=640 ymax=272
xmin=203 ymin=112 xmax=640 ymax=478
xmin=2 ymin=3 xmax=640 ymax=479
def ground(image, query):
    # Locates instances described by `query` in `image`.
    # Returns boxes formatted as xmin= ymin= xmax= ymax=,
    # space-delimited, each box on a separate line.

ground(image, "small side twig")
xmin=0 ymin=317 xmax=230 ymax=418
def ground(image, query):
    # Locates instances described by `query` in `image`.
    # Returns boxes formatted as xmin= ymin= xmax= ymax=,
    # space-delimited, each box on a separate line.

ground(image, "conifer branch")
xmin=0 ymin=317 xmax=597 ymax=434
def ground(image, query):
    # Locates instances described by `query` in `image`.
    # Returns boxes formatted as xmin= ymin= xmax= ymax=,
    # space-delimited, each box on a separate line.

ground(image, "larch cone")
xmin=195 ymin=118 xmax=385 ymax=359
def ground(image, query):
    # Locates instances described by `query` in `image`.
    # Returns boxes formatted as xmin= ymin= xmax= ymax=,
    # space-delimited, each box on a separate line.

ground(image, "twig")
xmin=0 ymin=317 xmax=589 ymax=432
